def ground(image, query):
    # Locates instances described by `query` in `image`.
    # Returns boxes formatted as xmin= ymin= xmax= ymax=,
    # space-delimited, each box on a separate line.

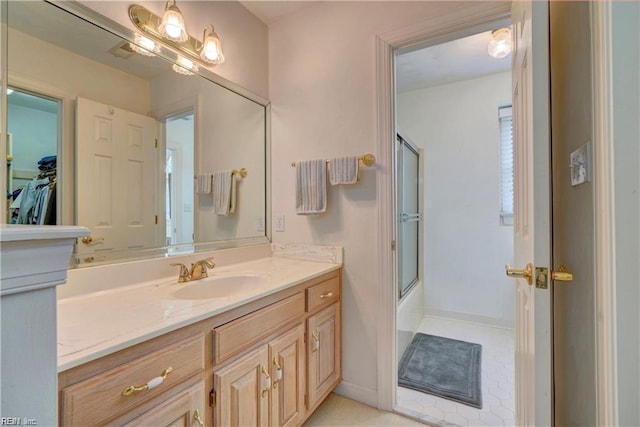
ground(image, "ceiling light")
xmin=200 ymin=25 xmax=225 ymax=65
xmin=172 ymin=56 xmax=198 ymax=75
xmin=129 ymin=34 xmax=160 ymax=57
xmin=158 ymin=0 xmax=188 ymax=43
xmin=488 ymin=27 xmax=512 ymax=59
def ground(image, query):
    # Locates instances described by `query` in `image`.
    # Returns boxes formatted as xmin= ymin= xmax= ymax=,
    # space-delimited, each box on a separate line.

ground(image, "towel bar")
xmin=290 ymin=153 xmax=375 ymax=168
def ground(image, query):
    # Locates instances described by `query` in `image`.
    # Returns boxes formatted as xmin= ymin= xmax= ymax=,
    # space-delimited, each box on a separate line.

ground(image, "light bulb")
xmin=130 ymin=34 xmax=159 ymax=57
xmin=200 ymin=25 xmax=225 ymax=65
xmin=173 ymin=56 xmax=198 ymax=75
xmin=488 ymin=27 xmax=512 ymax=59
xmin=158 ymin=1 xmax=188 ymax=43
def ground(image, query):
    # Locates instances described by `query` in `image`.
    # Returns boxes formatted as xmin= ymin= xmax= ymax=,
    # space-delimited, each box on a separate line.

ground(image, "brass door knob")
xmin=505 ymin=263 xmax=533 ymax=285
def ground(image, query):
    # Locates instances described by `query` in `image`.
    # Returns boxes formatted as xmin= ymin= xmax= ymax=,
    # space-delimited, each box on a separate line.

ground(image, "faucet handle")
xmin=203 ymin=257 xmax=215 ymax=269
xmin=170 ymin=263 xmax=191 ymax=283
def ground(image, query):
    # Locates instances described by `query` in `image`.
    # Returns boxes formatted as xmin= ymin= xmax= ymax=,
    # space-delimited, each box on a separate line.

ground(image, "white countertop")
xmin=57 ymin=256 xmax=340 ymax=372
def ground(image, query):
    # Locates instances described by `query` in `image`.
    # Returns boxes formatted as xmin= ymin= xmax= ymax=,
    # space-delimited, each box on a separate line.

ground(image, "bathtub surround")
xmin=0 ymin=225 xmax=88 ymax=426
xmin=398 ymin=71 xmax=514 ymax=329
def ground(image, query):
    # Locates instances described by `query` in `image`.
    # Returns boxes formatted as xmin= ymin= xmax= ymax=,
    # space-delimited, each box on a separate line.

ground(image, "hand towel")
xmin=329 ymin=156 xmax=359 ymax=185
xmin=296 ymin=159 xmax=327 ymax=215
xmin=213 ymin=170 xmax=236 ymax=215
xmin=195 ymin=174 xmax=212 ymax=194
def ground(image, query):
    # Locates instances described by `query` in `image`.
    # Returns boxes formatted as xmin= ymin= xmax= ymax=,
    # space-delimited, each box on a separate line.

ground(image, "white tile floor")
xmin=396 ymin=316 xmax=515 ymax=427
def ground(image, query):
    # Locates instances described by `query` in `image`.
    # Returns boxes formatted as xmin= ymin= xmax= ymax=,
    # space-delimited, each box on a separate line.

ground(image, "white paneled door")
xmin=510 ymin=1 xmax=553 ymax=425
xmin=76 ymin=97 xmax=159 ymax=256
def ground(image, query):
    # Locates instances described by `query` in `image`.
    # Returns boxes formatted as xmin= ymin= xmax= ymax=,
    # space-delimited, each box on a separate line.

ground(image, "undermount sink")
xmin=171 ymin=274 xmax=265 ymax=300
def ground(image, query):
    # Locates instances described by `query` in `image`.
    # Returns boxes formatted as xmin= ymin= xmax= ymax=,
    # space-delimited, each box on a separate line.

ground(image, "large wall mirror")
xmin=4 ymin=0 xmax=269 ymax=267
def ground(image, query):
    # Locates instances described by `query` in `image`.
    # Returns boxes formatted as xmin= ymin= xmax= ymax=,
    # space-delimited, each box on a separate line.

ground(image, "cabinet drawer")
xmin=306 ymin=274 xmax=340 ymax=313
xmin=213 ymin=293 xmax=304 ymax=364
xmin=61 ymin=335 xmax=204 ymax=426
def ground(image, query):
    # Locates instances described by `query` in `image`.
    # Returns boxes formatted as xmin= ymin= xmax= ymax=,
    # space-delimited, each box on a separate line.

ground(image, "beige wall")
xmin=269 ymin=0 xmax=508 ymax=403
xmin=79 ymin=1 xmax=269 ymax=99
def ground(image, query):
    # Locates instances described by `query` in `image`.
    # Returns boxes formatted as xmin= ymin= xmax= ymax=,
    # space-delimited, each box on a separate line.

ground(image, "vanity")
xmin=57 ymin=248 xmax=342 ymax=426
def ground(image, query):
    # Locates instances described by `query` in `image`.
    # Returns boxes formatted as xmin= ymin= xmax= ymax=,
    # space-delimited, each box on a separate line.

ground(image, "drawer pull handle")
xmin=121 ymin=367 xmax=173 ymax=396
xmin=273 ymin=358 xmax=282 ymax=389
xmin=193 ymin=409 xmax=205 ymax=427
xmin=320 ymin=291 xmax=333 ymax=299
xmin=312 ymin=331 xmax=320 ymax=353
xmin=261 ymin=366 xmax=271 ymax=397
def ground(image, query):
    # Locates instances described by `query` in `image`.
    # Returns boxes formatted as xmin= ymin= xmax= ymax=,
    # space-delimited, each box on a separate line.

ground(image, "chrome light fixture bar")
xmin=129 ymin=4 xmax=224 ymax=71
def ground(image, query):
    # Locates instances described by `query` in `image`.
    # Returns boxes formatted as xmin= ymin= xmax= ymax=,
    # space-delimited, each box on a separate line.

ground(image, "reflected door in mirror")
xmin=76 ymin=97 xmax=160 ymax=255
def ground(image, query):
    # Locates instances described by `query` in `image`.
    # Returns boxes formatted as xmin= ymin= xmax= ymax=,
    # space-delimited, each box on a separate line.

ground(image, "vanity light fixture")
xmin=157 ymin=0 xmax=188 ymax=43
xmin=488 ymin=27 xmax=512 ymax=59
xmin=129 ymin=34 xmax=160 ymax=57
xmin=128 ymin=3 xmax=226 ymax=74
xmin=200 ymin=25 xmax=225 ymax=65
xmin=173 ymin=56 xmax=198 ymax=76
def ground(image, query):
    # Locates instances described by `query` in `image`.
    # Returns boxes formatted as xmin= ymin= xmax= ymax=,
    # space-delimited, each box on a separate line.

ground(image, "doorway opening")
xmin=165 ymin=111 xmax=195 ymax=248
xmin=394 ymin=28 xmax=515 ymax=426
xmin=6 ymin=87 xmax=61 ymax=225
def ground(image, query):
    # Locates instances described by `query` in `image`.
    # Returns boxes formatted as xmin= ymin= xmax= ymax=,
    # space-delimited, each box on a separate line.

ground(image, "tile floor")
xmin=396 ymin=316 xmax=515 ymax=427
xmin=304 ymin=393 xmax=425 ymax=426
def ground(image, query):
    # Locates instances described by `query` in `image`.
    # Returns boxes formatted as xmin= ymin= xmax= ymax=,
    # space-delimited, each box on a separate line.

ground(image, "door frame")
xmin=591 ymin=1 xmax=619 ymax=425
xmin=374 ymin=3 xmax=511 ymax=410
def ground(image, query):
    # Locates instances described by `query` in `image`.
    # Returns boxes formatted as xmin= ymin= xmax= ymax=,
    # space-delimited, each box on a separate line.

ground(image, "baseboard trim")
xmin=334 ymin=381 xmax=378 ymax=408
xmin=424 ymin=308 xmax=513 ymax=330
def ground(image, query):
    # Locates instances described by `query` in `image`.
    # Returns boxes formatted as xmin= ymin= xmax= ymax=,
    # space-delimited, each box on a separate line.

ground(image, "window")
xmin=499 ymin=106 xmax=513 ymax=226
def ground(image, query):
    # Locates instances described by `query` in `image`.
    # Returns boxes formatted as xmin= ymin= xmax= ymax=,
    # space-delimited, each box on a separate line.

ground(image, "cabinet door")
xmin=214 ymin=346 xmax=269 ymax=427
xmin=307 ymin=302 xmax=341 ymax=409
xmin=121 ymin=381 xmax=205 ymax=427
xmin=269 ymin=324 xmax=306 ymax=427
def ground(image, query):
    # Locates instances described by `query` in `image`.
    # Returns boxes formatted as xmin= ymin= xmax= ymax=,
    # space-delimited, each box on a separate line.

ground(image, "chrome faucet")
xmin=171 ymin=257 xmax=215 ymax=283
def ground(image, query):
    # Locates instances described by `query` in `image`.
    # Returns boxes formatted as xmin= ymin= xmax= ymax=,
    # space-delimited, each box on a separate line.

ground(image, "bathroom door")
xmin=396 ymin=134 xmax=420 ymax=299
xmin=76 ymin=97 xmax=159 ymax=255
xmin=509 ymin=1 xmax=553 ymax=425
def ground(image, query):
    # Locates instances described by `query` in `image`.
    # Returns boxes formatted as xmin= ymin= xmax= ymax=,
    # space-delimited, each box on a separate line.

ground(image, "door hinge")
xmin=209 ymin=389 xmax=216 ymax=407
xmin=303 ymin=332 xmax=307 ymax=344
xmin=155 ymin=215 xmax=158 ymax=225
xmin=391 ymin=240 xmax=396 ymax=251
xmin=155 ymin=138 xmax=158 ymax=148
xmin=304 ymin=393 xmax=308 ymax=407
xmin=535 ymin=267 xmax=548 ymax=289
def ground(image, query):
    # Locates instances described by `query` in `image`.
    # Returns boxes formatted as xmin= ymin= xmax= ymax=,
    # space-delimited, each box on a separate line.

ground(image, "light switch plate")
xmin=570 ymin=142 xmax=591 ymax=187
xmin=275 ymin=215 xmax=285 ymax=232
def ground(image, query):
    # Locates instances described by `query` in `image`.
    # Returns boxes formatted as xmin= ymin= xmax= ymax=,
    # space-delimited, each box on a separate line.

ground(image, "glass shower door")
xmin=397 ymin=134 xmax=421 ymax=299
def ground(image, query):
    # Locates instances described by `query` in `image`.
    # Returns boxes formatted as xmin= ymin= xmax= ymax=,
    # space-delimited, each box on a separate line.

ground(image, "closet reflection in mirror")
xmin=6 ymin=88 xmax=60 ymax=225
xmin=5 ymin=1 xmax=268 ymax=266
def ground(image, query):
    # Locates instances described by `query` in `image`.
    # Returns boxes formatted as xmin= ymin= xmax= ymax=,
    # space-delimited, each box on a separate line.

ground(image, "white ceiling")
xmin=396 ymin=30 xmax=511 ymax=92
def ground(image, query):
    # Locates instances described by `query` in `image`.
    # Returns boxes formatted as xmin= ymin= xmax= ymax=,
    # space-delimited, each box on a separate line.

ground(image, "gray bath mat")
xmin=398 ymin=333 xmax=482 ymax=408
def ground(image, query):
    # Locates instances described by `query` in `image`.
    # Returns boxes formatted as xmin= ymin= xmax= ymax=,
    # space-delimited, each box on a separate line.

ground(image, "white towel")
xmin=296 ymin=159 xmax=327 ymax=215
xmin=329 ymin=156 xmax=359 ymax=185
xmin=195 ymin=174 xmax=212 ymax=194
xmin=213 ymin=170 xmax=236 ymax=215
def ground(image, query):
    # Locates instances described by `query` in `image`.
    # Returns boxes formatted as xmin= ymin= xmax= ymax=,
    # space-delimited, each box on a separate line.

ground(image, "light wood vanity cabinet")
xmin=58 ymin=268 xmax=341 ymax=426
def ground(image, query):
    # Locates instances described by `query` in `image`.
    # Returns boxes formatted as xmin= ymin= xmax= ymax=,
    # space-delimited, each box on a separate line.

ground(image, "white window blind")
xmin=499 ymin=106 xmax=513 ymax=226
